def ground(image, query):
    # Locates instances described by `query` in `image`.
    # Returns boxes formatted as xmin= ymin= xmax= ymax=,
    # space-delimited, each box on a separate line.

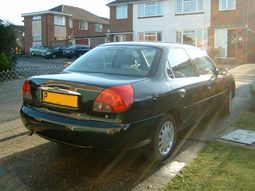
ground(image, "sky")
xmin=0 ymin=0 xmax=113 ymax=25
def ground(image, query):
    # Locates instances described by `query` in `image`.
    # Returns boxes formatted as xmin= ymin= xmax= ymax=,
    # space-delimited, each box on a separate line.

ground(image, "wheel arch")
xmin=166 ymin=109 xmax=182 ymax=129
xmin=231 ymin=81 xmax=236 ymax=98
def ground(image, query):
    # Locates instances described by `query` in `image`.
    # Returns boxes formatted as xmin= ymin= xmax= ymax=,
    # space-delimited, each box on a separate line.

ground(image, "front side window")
xmin=168 ymin=48 xmax=196 ymax=78
xmin=186 ymin=48 xmax=215 ymax=75
xmin=138 ymin=2 xmax=162 ymax=17
xmin=79 ymin=20 xmax=88 ymax=30
xmin=219 ymin=0 xmax=236 ymax=11
xmin=54 ymin=16 xmax=65 ymax=26
xmin=95 ymin=24 xmax=103 ymax=32
xmin=176 ymin=0 xmax=203 ymax=14
xmin=139 ymin=32 xmax=162 ymax=42
xmin=116 ymin=5 xmax=128 ymax=19
xmin=65 ymin=46 xmax=161 ymax=77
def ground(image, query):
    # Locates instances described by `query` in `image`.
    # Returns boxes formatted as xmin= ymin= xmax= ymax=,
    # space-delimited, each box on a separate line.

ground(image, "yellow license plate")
xmin=42 ymin=91 xmax=78 ymax=108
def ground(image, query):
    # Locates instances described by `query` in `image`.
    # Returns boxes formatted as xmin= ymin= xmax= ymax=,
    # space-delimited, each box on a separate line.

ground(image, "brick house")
xmin=107 ymin=0 xmax=255 ymax=64
xmin=107 ymin=0 xmax=211 ymax=49
xmin=209 ymin=0 xmax=255 ymax=64
xmin=107 ymin=0 xmax=135 ymax=42
xmin=22 ymin=5 xmax=109 ymax=53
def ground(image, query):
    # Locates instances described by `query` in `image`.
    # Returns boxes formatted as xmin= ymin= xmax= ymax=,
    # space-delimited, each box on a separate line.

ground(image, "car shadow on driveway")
xmin=0 ymin=115 xmax=222 ymax=191
xmin=0 ymin=141 xmax=161 ymax=191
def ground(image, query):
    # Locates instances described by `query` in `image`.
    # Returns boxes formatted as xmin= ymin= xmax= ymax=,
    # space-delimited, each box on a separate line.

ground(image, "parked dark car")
xmin=43 ymin=46 xmax=69 ymax=59
xmin=20 ymin=42 xmax=235 ymax=162
xmin=63 ymin=45 xmax=91 ymax=59
xmin=29 ymin=45 xmax=50 ymax=56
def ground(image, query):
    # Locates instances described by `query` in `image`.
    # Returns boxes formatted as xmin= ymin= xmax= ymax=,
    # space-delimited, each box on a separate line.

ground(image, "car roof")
xmin=101 ymin=41 xmax=198 ymax=50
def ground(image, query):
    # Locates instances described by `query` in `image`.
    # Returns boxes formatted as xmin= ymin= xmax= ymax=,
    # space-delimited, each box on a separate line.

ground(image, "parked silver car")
xmin=29 ymin=45 xmax=50 ymax=56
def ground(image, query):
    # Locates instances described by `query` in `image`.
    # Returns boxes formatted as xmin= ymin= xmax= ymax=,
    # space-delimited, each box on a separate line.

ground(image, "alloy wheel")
xmin=158 ymin=121 xmax=175 ymax=156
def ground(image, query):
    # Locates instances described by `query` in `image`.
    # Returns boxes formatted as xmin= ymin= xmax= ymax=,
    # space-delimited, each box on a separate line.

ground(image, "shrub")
xmin=0 ymin=52 xmax=9 ymax=71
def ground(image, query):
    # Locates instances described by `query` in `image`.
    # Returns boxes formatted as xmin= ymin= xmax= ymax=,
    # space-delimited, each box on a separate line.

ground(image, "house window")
xmin=54 ymin=16 xmax=65 ymax=26
xmin=116 ymin=5 xmax=128 ymax=19
xmin=139 ymin=32 xmax=162 ymax=41
xmin=176 ymin=30 xmax=204 ymax=47
xmin=32 ymin=16 xmax=41 ymax=21
xmin=219 ymin=0 xmax=236 ymax=11
xmin=32 ymin=16 xmax=42 ymax=42
xmin=69 ymin=19 xmax=73 ymax=28
xmin=95 ymin=24 xmax=103 ymax=32
xmin=79 ymin=20 xmax=88 ymax=30
xmin=138 ymin=2 xmax=162 ymax=17
xmin=176 ymin=0 xmax=203 ymax=13
xmin=114 ymin=35 xmax=127 ymax=42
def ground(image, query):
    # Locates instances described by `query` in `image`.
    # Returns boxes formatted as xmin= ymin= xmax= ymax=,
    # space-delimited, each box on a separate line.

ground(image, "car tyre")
xmin=52 ymin=54 xmax=56 ymax=59
xmin=146 ymin=114 xmax=177 ymax=163
xmin=31 ymin=51 xmax=35 ymax=56
xmin=221 ymin=89 xmax=232 ymax=115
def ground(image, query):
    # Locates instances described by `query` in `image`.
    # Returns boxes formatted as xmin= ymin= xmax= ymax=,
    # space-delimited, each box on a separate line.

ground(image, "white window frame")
xmin=116 ymin=5 xmax=128 ymax=19
xmin=139 ymin=32 xmax=162 ymax=41
xmin=138 ymin=1 xmax=163 ymax=17
xmin=176 ymin=0 xmax=203 ymax=14
xmin=32 ymin=16 xmax=41 ymax=21
xmin=214 ymin=29 xmax=228 ymax=58
xmin=54 ymin=15 xmax=66 ymax=26
xmin=219 ymin=0 xmax=236 ymax=11
xmin=114 ymin=34 xmax=127 ymax=42
xmin=69 ymin=19 xmax=73 ymax=28
xmin=79 ymin=20 xmax=88 ymax=30
xmin=176 ymin=30 xmax=204 ymax=48
xmin=95 ymin=24 xmax=103 ymax=32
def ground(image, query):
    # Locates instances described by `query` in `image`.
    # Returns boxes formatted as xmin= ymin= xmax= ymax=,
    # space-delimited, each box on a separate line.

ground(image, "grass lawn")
xmin=232 ymin=112 xmax=255 ymax=131
xmin=162 ymin=112 xmax=255 ymax=191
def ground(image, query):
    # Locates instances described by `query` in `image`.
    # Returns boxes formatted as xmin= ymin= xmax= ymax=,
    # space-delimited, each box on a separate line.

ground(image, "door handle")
xmin=178 ymin=89 xmax=186 ymax=98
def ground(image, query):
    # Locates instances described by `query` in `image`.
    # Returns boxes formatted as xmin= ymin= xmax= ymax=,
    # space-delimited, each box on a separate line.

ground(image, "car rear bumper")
xmin=20 ymin=105 xmax=161 ymax=150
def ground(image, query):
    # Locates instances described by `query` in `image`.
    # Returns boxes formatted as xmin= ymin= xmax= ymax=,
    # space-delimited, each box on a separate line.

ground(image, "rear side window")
xmin=65 ymin=45 xmax=161 ymax=77
xmin=168 ymin=48 xmax=196 ymax=78
xmin=187 ymin=48 xmax=216 ymax=75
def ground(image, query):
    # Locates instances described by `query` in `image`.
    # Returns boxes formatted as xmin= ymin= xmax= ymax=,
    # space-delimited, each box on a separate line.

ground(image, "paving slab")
xmin=219 ymin=129 xmax=255 ymax=145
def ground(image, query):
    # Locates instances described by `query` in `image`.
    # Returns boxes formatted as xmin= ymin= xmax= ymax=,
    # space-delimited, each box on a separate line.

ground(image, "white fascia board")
xmin=107 ymin=0 xmax=161 ymax=7
xmin=21 ymin=11 xmax=72 ymax=17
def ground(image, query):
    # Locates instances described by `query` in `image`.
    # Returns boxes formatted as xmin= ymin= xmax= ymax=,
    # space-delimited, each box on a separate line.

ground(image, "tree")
xmin=0 ymin=19 xmax=16 ymax=71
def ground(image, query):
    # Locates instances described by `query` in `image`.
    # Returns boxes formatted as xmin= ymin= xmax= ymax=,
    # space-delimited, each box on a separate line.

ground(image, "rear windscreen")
xmin=65 ymin=45 xmax=161 ymax=77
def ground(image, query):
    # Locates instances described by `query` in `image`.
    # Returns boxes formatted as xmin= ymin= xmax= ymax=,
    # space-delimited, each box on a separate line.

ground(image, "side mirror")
xmin=216 ymin=67 xmax=228 ymax=76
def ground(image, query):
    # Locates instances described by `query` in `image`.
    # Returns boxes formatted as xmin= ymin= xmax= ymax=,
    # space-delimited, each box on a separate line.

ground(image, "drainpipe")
xmin=245 ymin=0 xmax=250 ymax=63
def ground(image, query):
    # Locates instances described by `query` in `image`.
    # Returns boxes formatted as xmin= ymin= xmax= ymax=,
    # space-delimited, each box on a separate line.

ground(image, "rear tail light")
xmin=93 ymin=85 xmax=134 ymax=113
xmin=22 ymin=80 xmax=31 ymax=96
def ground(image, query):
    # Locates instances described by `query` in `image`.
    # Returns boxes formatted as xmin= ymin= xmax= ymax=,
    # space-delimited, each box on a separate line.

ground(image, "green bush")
xmin=0 ymin=52 xmax=9 ymax=71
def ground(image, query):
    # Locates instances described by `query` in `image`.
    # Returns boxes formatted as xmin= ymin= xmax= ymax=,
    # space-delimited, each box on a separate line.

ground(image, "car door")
xmin=186 ymin=48 xmax=222 ymax=112
xmin=166 ymin=48 xmax=208 ymax=128
xmin=34 ymin=45 xmax=40 ymax=55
